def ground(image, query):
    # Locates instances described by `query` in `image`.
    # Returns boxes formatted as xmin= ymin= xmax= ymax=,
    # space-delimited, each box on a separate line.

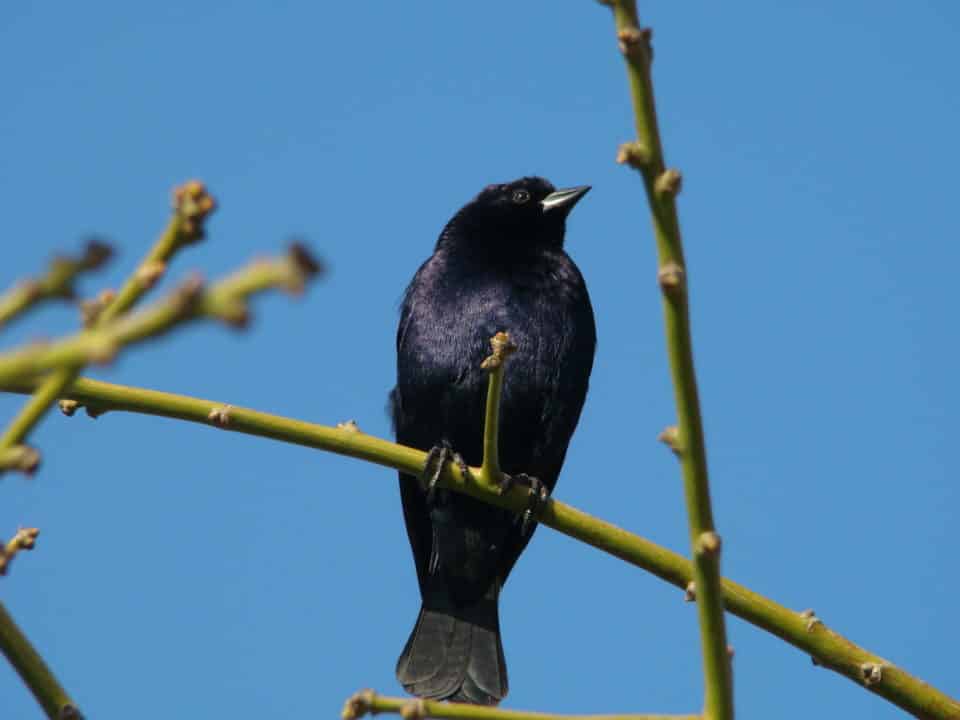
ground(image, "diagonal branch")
xmin=0 ymin=239 xmax=113 ymax=331
xmin=0 ymin=601 xmax=81 ymax=720
xmin=341 ymin=689 xmax=698 ymax=720
xmin=606 ymin=3 xmax=732 ymax=718
xmin=2 ymin=375 xmax=957 ymax=718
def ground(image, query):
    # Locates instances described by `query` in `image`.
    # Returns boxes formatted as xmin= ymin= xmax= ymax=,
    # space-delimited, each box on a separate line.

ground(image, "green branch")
xmin=0 ymin=599 xmax=81 ymax=720
xmin=2 ymin=376 xmax=957 ymax=718
xmin=0 ymin=181 xmax=216 ymax=466
xmin=341 ymin=689 xmax=698 ymax=720
xmin=0 ymin=527 xmax=40 ymax=576
xmin=0 ymin=245 xmax=321 ymax=453
xmin=0 ymin=239 xmax=112 ymax=331
xmin=479 ymin=331 xmax=516 ymax=484
xmin=606 ymin=3 xmax=732 ymax=718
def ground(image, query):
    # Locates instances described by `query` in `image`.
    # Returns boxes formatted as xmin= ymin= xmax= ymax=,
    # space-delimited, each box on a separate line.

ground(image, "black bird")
xmin=391 ymin=177 xmax=596 ymax=705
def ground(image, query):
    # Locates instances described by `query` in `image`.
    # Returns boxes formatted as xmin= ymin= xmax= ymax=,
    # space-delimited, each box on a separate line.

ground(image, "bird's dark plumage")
xmin=391 ymin=176 xmax=596 ymax=704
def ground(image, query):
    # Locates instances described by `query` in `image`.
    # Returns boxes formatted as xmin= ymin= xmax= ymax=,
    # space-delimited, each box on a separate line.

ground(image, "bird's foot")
xmin=420 ymin=442 xmax=468 ymax=505
xmin=499 ymin=472 xmax=549 ymax=534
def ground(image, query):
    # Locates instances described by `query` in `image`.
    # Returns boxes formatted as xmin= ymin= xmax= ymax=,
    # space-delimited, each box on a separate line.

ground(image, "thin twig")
xmin=0 ymin=246 xmax=321 ymax=404
xmin=0 ymin=181 xmax=215 ymax=468
xmin=0 ymin=240 xmax=112 ymax=330
xmin=3 ymin=376 xmax=958 ymax=718
xmin=0 ymin=527 xmax=40 ymax=576
xmin=341 ymin=689 xmax=698 ymax=720
xmin=605 ymin=3 xmax=732 ymax=718
xmin=479 ymin=331 xmax=517 ymax=483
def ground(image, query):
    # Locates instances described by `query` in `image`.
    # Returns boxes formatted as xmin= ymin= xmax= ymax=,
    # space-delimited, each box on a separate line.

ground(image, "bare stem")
xmin=0 ymin=600 xmax=82 ymax=719
xmin=606 ymin=3 xmax=732 ymax=718
xmin=0 ymin=239 xmax=112 ymax=330
xmin=341 ymin=689 xmax=698 ymax=720
xmin=0 ymin=527 xmax=40 ymax=576
xmin=479 ymin=331 xmax=517 ymax=483
xmin=3 ymin=376 xmax=957 ymax=718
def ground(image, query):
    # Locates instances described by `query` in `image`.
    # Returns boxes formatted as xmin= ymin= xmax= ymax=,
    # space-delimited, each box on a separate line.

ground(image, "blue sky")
xmin=2 ymin=2 xmax=959 ymax=718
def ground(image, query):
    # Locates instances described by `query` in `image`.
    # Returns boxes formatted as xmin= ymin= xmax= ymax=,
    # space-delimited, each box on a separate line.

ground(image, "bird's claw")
xmin=499 ymin=473 xmax=549 ymax=534
xmin=420 ymin=443 xmax=468 ymax=505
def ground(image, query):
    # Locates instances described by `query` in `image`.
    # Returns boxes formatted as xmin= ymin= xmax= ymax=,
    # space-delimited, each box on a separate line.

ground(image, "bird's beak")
xmin=541 ymin=185 xmax=591 ymax=216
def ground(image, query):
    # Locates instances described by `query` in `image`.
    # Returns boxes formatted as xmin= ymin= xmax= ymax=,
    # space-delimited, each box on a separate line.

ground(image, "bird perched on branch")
xmin=390 ymin=176 xmax=596 ymax=705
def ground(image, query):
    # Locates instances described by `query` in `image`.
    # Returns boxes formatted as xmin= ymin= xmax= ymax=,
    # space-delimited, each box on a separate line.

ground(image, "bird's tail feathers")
xmin=396 ymin=583 xmax=507 ymax=705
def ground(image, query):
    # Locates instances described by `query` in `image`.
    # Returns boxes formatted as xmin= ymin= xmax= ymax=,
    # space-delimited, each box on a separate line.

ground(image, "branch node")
xmin=480 ymin=331 xmax=517 ymax=370
xmin=657 ymin=424 xmax=682 ymax=454
xmin=657 ymin=262 xmax=686 ymax=296
xmin=136 ymin=261 xmax=167 ymax=290
xmin=337 ymin=419 xmax=361 ymax=433
xmin=80 ymin=289 xmax=117 ymax=328
xmin=400 ymin=700 xmax=427 ymax=720
xmin=617 ymin=26 xmax=653 ymax=63
xmin=800 ymin=608 xmax=822 ymax=632
xmin=860 ymin=662 xmax=884 ymax=687
xmin=655 ymin=168 xmax=683 ymax=197
xmin=616 ymin=141 xmax=652 ymax=170
xmin=684 ymin=580 xmax=696 ymax=602
xmin=207 ymin=405 xmax=233 ymax=427
xmin=0 ymin=445 xmax=41 ymax=476
xmin=695 ymin=531 xmax=722 ymax=556
xmin=59 ymin=399 xmax=80 ymax=417
xmin=341 ymin=689 xmax=376 ymax=720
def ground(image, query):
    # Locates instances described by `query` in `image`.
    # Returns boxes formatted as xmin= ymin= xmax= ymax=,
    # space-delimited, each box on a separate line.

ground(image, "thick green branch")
xmin=342 ymin=690 xmax=697 ymax=720
xmin=607 ymin=3 xmax=732 ymax=718
xmin=0 ymin=181 xmax=215 ymax=460
xmin=0 ymin=239 xmax=112 ymax=331
xmin=0 ymin=600 xmax=81 ymax=719
xmin=2 ymin=376 xmax=957 ymax=718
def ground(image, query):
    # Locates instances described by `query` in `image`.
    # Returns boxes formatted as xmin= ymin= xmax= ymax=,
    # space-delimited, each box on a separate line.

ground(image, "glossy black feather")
xmin=392 ymin=177 xmax=596 ymax=704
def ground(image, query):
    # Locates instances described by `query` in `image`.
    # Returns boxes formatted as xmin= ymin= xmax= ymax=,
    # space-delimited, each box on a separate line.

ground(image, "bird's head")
xmin=439 ymin=176 xmax=590 ymax=255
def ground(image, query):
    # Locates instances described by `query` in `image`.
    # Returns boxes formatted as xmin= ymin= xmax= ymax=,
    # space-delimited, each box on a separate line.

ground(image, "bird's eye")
xmin=511 ymin=189 xmax=531 ymax=204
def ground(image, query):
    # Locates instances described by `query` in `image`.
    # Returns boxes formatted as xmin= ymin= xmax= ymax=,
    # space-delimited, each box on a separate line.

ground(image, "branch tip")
xmin=480 ymin=331 xmax=517 ymax=370
xmin=684 ymin=581 xmax=696 ymax=602
xmin=0 ymin=527 xmax=40 ymax=575
xmin=172 ymin=180 xmax=217 ymax=241
xmin=79 ymin=238 xmax=113 ymax=270
xmin=289 ymin=242 xmax=324 ymax=279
